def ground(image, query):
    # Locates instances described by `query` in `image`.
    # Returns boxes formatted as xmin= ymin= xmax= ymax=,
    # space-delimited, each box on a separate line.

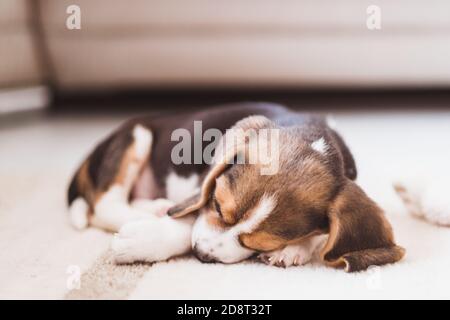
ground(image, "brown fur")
xmin=168 ymin=111 xmax=405 ymax=272
xmin=239 ymin=231 xmax=286 ymax=251
xmin=320 ymin=180 xmax=405 ymax=272
xmin=214 ymin=176 xmax=238 ymax=224
xmin=240 ymin=230 xmax=324 ymax=252
xmin=68 ymin=123 xmax=135 ymax=205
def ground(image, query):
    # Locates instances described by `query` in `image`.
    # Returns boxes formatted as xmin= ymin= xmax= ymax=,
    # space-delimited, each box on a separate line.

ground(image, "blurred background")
xmin=2 ymin=0 xmax=450 ymax=114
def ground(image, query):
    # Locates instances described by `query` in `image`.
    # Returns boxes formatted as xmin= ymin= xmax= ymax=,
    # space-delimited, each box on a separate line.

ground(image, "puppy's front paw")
xmin=258 ymin=244 xmax=314 ymax=268
xmin=111 ymin=217 xmax=192 ymax=264
xmin=111 ymin=221 xmax=160 ymax=264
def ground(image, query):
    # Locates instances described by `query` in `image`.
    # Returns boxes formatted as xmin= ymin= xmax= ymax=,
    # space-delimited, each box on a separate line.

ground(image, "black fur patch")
xmin=88 ymin=130 xmax=133 ymax=191
xmin=67 ymin=170 xmax=79 ymax=205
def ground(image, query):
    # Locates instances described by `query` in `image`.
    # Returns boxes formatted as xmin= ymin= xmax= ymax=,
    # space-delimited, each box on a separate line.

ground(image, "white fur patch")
xmin=165 ymin=171 xmax=200 ymax=203
xmin=395 ymin=179 xmax=450 ymax=227
xmin=236 ymin=195 xmax=276 ymax=234
xmin=132 ymin=125 xmax=152 ymax=160
xmin=69 ymin=197 xmax=89 ymax=230
xmin=326 ymin=115 xmax=338 ymax=129
xmin=111 ymin=215 xmax=195 ymax=264
xmin=92 ymin=185 xmax=159 ymax=232
xmin=192 ymin=194 xmax=276 ymax=263
xmin=311 ymin=137 xmax=328 ymax=154
xmin=421 ymin=181 xmax=450 ymax=226
xmin=131 ymin=198 xmax=175 ymax=217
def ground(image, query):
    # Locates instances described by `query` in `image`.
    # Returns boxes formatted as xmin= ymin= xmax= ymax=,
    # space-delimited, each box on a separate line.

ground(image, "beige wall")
xmin=3 ymin=1 xmax=450 ymax=91
xmin=39 ymin=0 xmax=450 ymax=91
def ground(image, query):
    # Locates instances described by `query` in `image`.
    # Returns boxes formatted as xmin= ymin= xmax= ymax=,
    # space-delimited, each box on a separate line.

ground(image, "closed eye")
xmin=213 ymin=196 xmax=223 ymax=218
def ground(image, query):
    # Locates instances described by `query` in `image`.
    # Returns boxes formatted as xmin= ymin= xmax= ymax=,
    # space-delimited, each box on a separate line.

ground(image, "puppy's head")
xmin=168 ymin=116 xmax=405 ymax=271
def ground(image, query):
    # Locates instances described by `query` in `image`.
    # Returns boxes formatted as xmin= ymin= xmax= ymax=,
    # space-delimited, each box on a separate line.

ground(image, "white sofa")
xmin=3 ymin=0 xmax=450 ymax=92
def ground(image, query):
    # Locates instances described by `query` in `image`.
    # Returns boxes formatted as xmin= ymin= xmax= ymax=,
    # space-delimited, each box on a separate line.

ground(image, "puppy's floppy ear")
xmin=168 ymin=115 xmax=273 ymax=218
xmin=321 ymin=179 xmax=405 ymax=272
xmin=166 ymin=159 xmax=231 ymax=218
xmin=167 ymin=193 xmax=203 ymax=218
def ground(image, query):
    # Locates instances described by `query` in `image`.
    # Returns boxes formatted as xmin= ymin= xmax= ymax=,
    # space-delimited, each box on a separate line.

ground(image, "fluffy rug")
xmin=1 ymin=110 xmax=450 ymax=299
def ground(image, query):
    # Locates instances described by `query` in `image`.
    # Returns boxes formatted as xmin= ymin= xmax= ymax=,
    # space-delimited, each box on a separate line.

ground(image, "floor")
xmin=1 ymin=106 xmax=450 ymax=299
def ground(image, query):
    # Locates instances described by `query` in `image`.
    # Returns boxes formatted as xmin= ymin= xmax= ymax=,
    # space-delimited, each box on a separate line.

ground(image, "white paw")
xmin=395 ymin=179 xmax=450 ymax=226
xmin=258 ymin=244 xmax=313 ymax=268
xmin=111 ymin=216 xmax=193 ymax=264
xmin=393 ymin=182 xmax=424 ymax=218
xmin=421 ymin=183 xmax=450 ymax=226
xmin=131 ymin=198 xmax=175 ymax=217
xmin=69 ymin=198 xmax=89 ymax=230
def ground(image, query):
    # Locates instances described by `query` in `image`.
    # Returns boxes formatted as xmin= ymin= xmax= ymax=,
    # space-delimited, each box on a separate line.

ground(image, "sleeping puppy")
xmin=68 ymin=102 xmax=405 ymax=272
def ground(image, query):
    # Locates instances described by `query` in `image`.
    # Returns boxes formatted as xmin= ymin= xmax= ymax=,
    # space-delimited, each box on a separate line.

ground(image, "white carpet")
xmin=1 ymin=110 xmax=449 ymax=299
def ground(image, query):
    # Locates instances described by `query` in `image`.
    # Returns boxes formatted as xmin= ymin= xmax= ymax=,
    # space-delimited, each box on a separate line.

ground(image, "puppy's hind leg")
xmin=90 ymin=125 xmax=158 ymax=232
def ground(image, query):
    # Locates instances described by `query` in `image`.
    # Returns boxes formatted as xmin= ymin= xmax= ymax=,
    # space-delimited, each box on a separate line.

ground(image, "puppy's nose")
xmin=193 ymin=244 xmax=216 ymax=263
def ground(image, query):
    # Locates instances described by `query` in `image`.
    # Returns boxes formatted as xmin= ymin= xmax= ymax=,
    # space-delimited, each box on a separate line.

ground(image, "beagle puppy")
xmin=68 ymin=102 xmax=405 ymax=272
